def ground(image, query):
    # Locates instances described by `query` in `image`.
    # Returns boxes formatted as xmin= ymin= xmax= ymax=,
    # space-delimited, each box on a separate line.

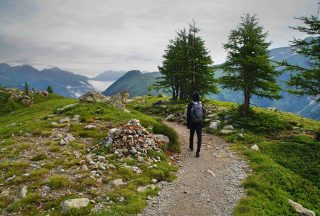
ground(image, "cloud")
xmin=0 ymin=0 xmax=317 ymax=76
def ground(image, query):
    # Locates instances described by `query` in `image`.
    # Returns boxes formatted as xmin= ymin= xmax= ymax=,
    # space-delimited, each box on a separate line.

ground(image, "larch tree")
xmin=220 ymin=14 xmax=281 ymax=116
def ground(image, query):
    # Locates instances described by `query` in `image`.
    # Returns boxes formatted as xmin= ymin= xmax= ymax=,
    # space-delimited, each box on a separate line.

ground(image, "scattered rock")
xmin=109 ymin=91 xmax=129 ymax=110
xmin=153 ymin=134 xmax=170 ymax=144
xmin=220 ymin=129 xmax=234 ymax=135
xmin=288 ymin=199 xmax=315 ymax=216
xmin=209 ymin=120 xmax=220 ymax=129
xmin=0 ymin=189 xmax=9 ymax=197
xmin=80 ymin=91 xmax=109 ymax=103
xmin=223 ymin=125 xmax=234 ymax=130
xmin=6 ymin=175 xmax=16 ymax=182
xmin=56 ymin=103 xmax=78 ymax=113
xmin=267 ymin=107 xmax=278 ymax=112
xmin=60 ymin=133 xmax=75 ymax=145
xmin=84 ymin=124 xmax=96 ymax=130
xmin=17 ymin=186 xmax=28 ymax=199
xmin=137 ymin=184 xmax=157 ymax=192
xmin=250 ymin=144 xmax=260 ymax=151
xmin=59 ymin=117 xmax=70 ymax=123
xmin=110 ymin=179 xmax=126 ymax=187
xmin=60 ymin=198 xmax=90 ymax=213
xmin=207 ymin=169 xmax=216 ymax=177
xmin=165 ymin=114 xmax=175 ymax=121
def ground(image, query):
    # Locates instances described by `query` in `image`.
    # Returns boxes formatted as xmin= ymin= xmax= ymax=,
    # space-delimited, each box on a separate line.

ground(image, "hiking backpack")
xmin=191 ymin=101 xmax=203 ymax=123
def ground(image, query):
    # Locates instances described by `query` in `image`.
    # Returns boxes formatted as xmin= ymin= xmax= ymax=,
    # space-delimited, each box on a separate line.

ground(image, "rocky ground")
xmin=141 ymin=121 xmax=249 ymax=216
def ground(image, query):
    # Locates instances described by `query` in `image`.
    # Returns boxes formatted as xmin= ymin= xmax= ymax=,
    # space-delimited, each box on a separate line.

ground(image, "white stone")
xmin=250 ymin=144 xmax=260 ymax=151
xmin=17 ymin=186 xmax=28 ymax=199
xmin=137 ymin=184 xmax=156 ymax=192
xmin=153 ymin=134 xmax=170 ymax=144
xmin=209 ymin=121 xmax=220 ymax=129
xmin=60 ymin=198 xmax=90 ymax=212
xmin=110 ymin=179 xmax=125 ymax=187
xmin=288 ymin=199 xmax=315 ymax=216
xmin=207 ymin=169 xmax=216 ymax=177
xmin=223 ymin=125 xmax=234 ymax=130
xmin=84 ymin=124 xmax=96 ymax=130
xmin=59 ymin=117 xmax=70 ymax=123
xmin=220 ymin=129 xmax=234 ymax=135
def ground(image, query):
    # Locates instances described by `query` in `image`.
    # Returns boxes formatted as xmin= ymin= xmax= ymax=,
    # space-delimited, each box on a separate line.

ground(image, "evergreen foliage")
xmin=220 ymin=14 xmax=281 ymax=116
xmin=47 ymin=86 xmax=53 ymax=93
xmin=282 ymin=3 xmax=320 ymax=102
xmin=24 ymin=82 xmax=30 ymax=95
xmin=156 ymin=21 xmax=218 ymax=100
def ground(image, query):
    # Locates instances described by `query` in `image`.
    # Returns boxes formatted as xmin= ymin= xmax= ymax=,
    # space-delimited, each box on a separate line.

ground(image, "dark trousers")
xmin=189 ymin=124 xmax=202 ymax=153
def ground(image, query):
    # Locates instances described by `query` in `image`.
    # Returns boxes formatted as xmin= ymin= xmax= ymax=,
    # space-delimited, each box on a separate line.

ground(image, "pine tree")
xmin=220 ymin=14 xmax=281 ymax=116
xmin=282 ymin=3 xmax=320 ymax=101
xmin=47 ymin=86 xmax=53 ymax=93
xmin=24 ymin=82 xmax=30 ymax=95
xmin=157 ymin=22 xmax=218 ymax=100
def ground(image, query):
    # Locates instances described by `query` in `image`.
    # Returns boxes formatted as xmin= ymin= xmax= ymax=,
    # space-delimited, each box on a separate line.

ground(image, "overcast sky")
xmin=0 ymin=0 xmax=318 ymax=77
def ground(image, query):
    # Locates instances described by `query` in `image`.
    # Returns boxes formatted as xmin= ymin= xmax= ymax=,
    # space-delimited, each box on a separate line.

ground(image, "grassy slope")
xmin=0 ymin=95 xmax=179 ymax=215
xmin=130 ymin=96 xmax=320 ymax=215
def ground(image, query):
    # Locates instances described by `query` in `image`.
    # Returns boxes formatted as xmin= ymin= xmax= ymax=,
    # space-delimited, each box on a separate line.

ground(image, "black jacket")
xmin=187 ymin=101 xmax=206 ymax=129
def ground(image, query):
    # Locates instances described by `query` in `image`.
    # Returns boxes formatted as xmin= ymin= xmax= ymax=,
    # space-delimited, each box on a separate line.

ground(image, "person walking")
xmin=187 ymin=92 xmax=206 ymax=157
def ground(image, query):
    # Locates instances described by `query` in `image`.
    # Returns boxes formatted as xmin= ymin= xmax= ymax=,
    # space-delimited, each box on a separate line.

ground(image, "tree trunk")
xmin=243 ymin=85 xmax=250 ymax=117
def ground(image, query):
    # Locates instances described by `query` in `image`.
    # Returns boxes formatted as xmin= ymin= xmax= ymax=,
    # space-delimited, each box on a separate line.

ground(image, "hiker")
xmin=187 ymin=92 xmax=206 ymax=157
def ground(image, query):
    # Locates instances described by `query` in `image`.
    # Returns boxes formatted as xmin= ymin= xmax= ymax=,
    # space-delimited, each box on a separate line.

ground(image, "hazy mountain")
xmin=101 ymin=43 xmax=319 ymax=120
xmin=102 ymin=70 xmax=161 ymax=97
xmin=92 ymin=70 xmax=127 ymax=81
xmin=0 ymin=64 xmax=94 ymax=98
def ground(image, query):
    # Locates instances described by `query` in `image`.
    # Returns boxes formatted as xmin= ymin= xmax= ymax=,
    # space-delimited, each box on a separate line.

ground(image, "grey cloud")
xmin=0 ymin=0 xmax=317 ymax=76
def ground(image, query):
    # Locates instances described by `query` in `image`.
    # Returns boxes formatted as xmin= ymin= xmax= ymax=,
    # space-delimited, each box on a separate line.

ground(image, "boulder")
xmin=79 ymin=91 xmax=109 ymax=103
xmin=209 ymin=120 xmax=220 ymax=129
xmin=288 ymin=199 xmax=315 ymax=216
xmin=267 ymin=107 xmax=278 ymax=112
xmin=17 ymin=186 xmax=27 ymax=199
xmin=137 ymin=184 xmax=156 ymax=192
xmin=250 ymin=144 xmax=260 ymax=151
xmin=220 ymin=129 xmax=234 ymax=135
xmin=56 ymin=103 xmax=79 ymax=113
xmin=60 ymin=198 xmax=90 ymax=213
xmin=153 ymin=134 xmax=170 ymax=144
xmin=84 ymin=124 xmax=96 ymax=130
xmin=109 ymin=91 xmax=129 ymax=110
xmin=110 ymin=179 xmax=126 ymax=187
xmin=223 ymin=125 xmax=234 ymax=130
xmin=165 ymin=114 xmax=175 ymax=121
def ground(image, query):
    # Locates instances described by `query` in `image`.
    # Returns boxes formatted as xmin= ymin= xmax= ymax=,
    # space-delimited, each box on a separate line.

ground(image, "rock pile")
xmin=104 ymin=119 xmax=169 ymax=158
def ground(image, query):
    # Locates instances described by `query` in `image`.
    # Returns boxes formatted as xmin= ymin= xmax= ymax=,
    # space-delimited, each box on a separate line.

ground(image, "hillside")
xmin=1 ymin=88 xmax=319 ymax=215
xmin=0 ymin=89 xmax=179 ymax=215
xmin=102 ymin=70 xmax=161 ymax=98
xmin=130 ymin=96 xmax=320 ymax=215
xmin=0 ymin=64 xmax=94 ymax=98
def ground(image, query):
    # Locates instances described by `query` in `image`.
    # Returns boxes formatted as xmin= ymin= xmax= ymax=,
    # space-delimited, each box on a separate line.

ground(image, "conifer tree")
xmin=24 ymin=82 xmax=30 ymax=95
xmin=220 ymin=14 xmax=281 ymax=116
xmin=282 ymin=3 xmax=320 ymax=101
xmin=157 ymin=22 xmax=218 ymax=100
xmin=47 ymin=86 xmax=53 ymax=93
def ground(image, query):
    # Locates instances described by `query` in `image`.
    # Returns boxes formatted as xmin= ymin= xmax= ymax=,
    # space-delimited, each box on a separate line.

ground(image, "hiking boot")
xmin=196 ymin=152 xmax=200 ymax=157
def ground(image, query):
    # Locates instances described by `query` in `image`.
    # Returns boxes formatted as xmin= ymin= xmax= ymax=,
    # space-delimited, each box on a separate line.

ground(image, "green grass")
xmin=47 ymin=175 xmax=71 ymax=189
xmin=131 ymin=96 xmax=320 ymax=215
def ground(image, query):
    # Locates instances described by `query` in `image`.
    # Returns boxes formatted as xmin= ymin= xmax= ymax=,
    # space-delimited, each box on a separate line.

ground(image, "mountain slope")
xmin=0 ymin=64 xmax=94 ymax=98
xmin=91 ymin=70 xmax=127 ymax=81
xmin=102 ymin=70 xmax=161 ymax=97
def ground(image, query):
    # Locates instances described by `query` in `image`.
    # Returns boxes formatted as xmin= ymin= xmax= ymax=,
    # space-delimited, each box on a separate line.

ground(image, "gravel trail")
xmin=142 ymin=121 xmax=248 ymax=216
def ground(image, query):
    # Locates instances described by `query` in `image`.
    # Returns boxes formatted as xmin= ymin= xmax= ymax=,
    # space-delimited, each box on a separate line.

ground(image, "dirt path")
xmin=142 ymin=121 xmax=248 ymax=216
